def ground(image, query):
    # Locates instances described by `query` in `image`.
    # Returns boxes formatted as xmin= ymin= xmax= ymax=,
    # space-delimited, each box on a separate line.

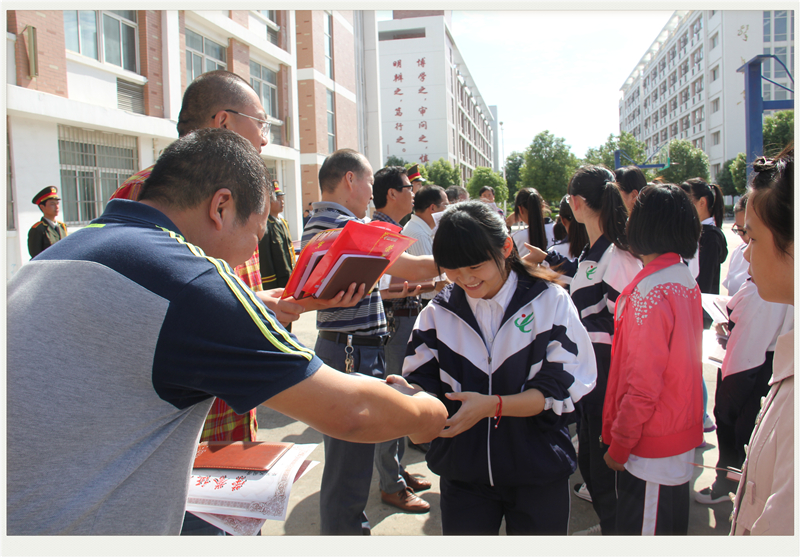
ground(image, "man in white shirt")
xmin=403 ymin=185 xmax=449 ymax=304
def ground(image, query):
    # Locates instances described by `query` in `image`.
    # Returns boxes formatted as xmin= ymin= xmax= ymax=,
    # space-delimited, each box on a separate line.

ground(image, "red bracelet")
xmin=493 ymin=394 xmax=502 ymax=429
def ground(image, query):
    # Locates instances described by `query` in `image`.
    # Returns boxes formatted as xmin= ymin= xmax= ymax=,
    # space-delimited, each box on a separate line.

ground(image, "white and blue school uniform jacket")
xmin=402 ymin=272 xmax=596 ymax=487
xmin=569 ymin=236 xmax=642 ymax=412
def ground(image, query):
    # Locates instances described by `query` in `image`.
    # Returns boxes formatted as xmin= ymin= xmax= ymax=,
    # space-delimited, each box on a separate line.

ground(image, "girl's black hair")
xmin=734 ymin=191 xmax=749 ymax=214
xmin=568 ymin=165 xmax=629 ymax=251
xmin=513 ymin=188 xmax=547 ymax=251
xmin=552 ymin=220 xmax=566 ymax=242
xmin=627 ymin=184 xmax=701 ymax=260
xmin=558 ymin=195 xmax=589 ymax=259
xmin=614 ymin=165 xmax=647 ymax=195
xmin=749 ymin=142 xmax=793 ymax=258
xmin=432 ymin=201 xmax=560 ymax=285
xmin=680 ymin=178 xmax=724 ymax=227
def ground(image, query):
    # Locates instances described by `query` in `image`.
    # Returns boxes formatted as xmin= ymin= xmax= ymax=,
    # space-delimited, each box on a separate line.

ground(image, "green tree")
xmin=426 ymin=158 xmax=460 ymax=187
xmin=582 ymin=131 xmax=648 ymax=173
xmin=729 ymin=152 xmax=748 ymax=195
xmin=385 ymin=155 xmax=407 ymax=167
xmin=519 ymin=131 xmax=579 ymax=203
xmin=504 ymin=151 xmax=524 ymax=199
xmin=716 ymin=158 xmax=738 ymax=197
xmin=467 ymin=167 xmax=508 ymax=205
xmin=763 ymin=110 xmax=793 ymax=157
xmin=652 ymin=139 xmax=709 ymax=184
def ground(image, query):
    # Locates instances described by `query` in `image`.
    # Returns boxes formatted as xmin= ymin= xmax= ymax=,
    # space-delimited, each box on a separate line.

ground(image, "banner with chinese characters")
xmin=186 ymin=443 xmax=319 ymax=533
xmin=380 ymin=43 xmax=449 ymax=166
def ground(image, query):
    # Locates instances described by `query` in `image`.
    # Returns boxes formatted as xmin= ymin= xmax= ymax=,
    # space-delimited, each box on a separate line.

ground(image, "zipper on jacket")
xmin=486 ymin=355 xmax=494 ymax=487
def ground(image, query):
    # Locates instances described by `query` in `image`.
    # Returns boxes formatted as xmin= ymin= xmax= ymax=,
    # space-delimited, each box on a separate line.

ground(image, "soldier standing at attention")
xmin=28 ymin=186 xmax=67 ymax=258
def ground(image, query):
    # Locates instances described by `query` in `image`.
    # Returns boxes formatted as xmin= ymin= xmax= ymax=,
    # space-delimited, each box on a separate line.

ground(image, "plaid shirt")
xmin=371 ymin=211 xmax=421 ymax=311
xmin=113 ymin=166 xmax=260 ymax=441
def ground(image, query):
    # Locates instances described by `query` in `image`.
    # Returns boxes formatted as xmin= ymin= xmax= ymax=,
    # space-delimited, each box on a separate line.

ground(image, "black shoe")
xmin=407 ymin=439 xmax=430 ymax=453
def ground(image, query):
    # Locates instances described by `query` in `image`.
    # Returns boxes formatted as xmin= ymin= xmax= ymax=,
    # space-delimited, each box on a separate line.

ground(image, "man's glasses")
xmin=218 ymin=109 xmax=271 ymax=138
xmin=732 ymin=225 xmax=747 ymax=237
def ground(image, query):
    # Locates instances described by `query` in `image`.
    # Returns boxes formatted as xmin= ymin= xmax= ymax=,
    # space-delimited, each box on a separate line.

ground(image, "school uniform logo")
xmin=514 ymin=313 xmax=534 ymax=333
xmin=586 ymin=265 xmax=597 ymax=280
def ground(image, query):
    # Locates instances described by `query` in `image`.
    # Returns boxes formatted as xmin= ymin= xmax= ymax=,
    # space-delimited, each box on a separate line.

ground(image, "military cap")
xmin=32 ymin=186 xmax=60 ymax=206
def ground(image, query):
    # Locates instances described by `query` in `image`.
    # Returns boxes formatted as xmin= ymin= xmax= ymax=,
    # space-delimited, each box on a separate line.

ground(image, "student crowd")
xmin=7 ymin=69 xmax=794 ymax=538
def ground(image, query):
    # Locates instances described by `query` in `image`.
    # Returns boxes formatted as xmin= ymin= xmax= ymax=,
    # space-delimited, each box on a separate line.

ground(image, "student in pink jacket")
xmin=731 ymin=144 xmax=794 ymax=536
xmin=602 ymin=184 xmax=704 ymax=535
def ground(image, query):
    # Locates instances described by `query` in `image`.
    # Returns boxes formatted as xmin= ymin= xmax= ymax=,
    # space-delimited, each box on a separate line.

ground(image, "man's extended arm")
xmin=386 ymin=252 xmax=439 ymax=282
xmin=264 ymin=364 xmax=447 ymax=444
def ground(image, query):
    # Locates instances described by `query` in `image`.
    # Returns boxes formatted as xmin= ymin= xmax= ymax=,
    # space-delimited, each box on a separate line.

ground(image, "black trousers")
xmin=439 ymin=476 xmax=570 ymax=535
xmin=578 ymin=411 xmax=618 ymax=534
xmin=713 ymin=355 xmax=773 ymax=493
xmin=616 ymin=470 xmax=689 ymax=535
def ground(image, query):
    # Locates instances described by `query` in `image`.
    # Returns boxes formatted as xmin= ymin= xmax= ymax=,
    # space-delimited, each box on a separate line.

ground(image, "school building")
xmin=5 ymin=10 xmax=383 ymax=280
xmin=377 ymin=11 xmax=495 ymax=185
xmin=618 ymin=10 xmax=794 ymax=181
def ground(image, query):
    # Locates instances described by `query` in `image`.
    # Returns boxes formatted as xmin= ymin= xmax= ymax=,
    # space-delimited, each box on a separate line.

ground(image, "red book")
xmin=193 ymin=441 xmax=294 ymax=472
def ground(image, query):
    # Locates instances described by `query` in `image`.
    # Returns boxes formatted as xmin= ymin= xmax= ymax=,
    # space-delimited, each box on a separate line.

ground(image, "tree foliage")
xmin=467 ymin=167 xmax=508 ymax=204
xmin=504 ymin=151 xmax=525 ymax=199
xmin=729 ymin=152 xmax=748 ymax=195
xmin=716 ymin=158 xmax=738 ymax=197
xmin=652 ymin=139 xmax=709 ymax=184
xmin=519 ymin=131 xmax=579 ymax=203
xmin=385 ymin=155 xmax=408 ymax=167
xmin=426 ymin=158 xmax=461 ymax=187
xmin=762 ymin=110 xmax=793 ymax=157
xmin=582 ymin=131 xmax=648 ymax=174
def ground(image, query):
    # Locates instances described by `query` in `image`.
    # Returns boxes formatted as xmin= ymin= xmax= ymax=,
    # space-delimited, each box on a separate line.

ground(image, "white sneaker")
xmin=573 ymin=523 xmax=602 ymax=535
xmin=703 ymin=415 xmax=717 ymax=432
xmin=573 ymin=482 xmax=592 ymax=503
xmin=695 ymin=486 xmax=731 ymax=504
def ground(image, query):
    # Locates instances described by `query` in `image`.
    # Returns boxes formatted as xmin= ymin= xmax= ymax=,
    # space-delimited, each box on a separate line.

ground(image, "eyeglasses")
xmin=566 ymin=193 xmax=584 ymax=205
xmin=396 ymin=185 xmax=414 ymax=191
xmin=219 ymin=109 xmax=271 ymax=138
xmin=732 ymin=225 xmax=748 ymax=237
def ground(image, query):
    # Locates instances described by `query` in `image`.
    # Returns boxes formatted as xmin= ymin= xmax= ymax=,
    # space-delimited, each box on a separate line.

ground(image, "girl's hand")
xmin=603 ymin=451 xmax=626 ymax=472
xmin=523 ymin=243 xmax=547 ymax=264
xmin=438 ymin=392 xmax=497 ymax=438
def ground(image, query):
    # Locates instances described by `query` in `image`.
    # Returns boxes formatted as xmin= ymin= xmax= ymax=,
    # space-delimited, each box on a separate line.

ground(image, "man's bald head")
xmin=177 ymin=71 xmax=255 ymax=137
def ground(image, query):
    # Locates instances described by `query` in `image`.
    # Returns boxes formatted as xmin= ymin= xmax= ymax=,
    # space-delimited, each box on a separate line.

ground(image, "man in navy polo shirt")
xmin=6 ymin=129 xmax=446 ymax=535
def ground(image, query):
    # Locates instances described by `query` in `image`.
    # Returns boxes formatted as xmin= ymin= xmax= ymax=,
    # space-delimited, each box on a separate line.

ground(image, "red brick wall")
xmin=278 ymin=64 xmax=291 ymax=146
xmin=178 ymin=12 xmax=187 ymax=94
xmin=8 ymin=10 xmax=68 ymax=97
xmin=138 ymin=10 xmax=164 ymax=117
xmin=228 ymin=38 xmax=250 ymax=80
xmin=332 ymin=13 xmax=355 ymax=92
xmin=297 ymin=78 xmax=319 ymax=153
xmin=295 ymin=11 xmax=315 ymax=70
xmin=335 ymin=92 xmax=357 ymax=150
xmin=301 ymin=164 xmax=321 ymax=206
xmin=229 ymin=11 xmax=248 ymax=28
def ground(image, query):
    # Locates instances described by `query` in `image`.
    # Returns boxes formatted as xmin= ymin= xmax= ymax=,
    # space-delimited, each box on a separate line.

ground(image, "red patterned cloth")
xmin=113 ymin=166 xmax=261 ymax=442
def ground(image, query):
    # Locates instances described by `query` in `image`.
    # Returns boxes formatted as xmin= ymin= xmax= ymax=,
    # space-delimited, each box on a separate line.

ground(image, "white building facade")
xmin=377 ymin=12 xmax=494 ymax=184
xmin=618 ymin=10 xmax=794 ymax=180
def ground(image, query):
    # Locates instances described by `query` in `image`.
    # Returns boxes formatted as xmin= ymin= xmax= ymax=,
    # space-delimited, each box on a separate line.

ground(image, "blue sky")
xmin=379 ymin=10 xmax=673 ymax=164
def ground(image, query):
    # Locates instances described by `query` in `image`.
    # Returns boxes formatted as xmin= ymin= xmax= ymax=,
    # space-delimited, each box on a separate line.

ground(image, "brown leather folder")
xmin=193 ymin=441 xmax=294 ymax=471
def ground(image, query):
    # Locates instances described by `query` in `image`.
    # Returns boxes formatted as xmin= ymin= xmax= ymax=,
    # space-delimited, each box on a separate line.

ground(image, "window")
xmin=712 ymin=131 xmax=721 ymax=145
xmin=763 ymin=47 xmax=771 ymax=78
xmin=250 ymin=61 xmax=278 ymax=118
xmin=711 ymin=66 xmax=719 ymax=82
xmin=764 ymin=11 xmax=771 ymax=42
xmin=774 ymin=10 xmax=787 ymax=42
xmin=711 ymin=33 xmax=719 ymax=49
xmin=326 ymin=89 xmax=336 ymax=154
xmin=58 ymin=125 xmax=138 ymax=225
xmin=64 ymin=10 xmax=138 ymax=72
xmin=775 ymin=46 xmax=787 ymax=78
xmin=680 ymin=88 xmax=689 ymax=104
xmin=323 ymin=12 xmax=334 ymax=79
xmin=693 ymin=78 xmax=704 ymax=95
xmin=185 ymin=29 xmax=226 ymax=83
xmin=259 ymin=11 xmax=280 ymax=46
xmin=669 ymin=97 xmax=678 ymax=112
xmin=713 ymin=163 xmax=721 ymax=176
xmin=711 ymin=98 xmax=720 ymax=113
